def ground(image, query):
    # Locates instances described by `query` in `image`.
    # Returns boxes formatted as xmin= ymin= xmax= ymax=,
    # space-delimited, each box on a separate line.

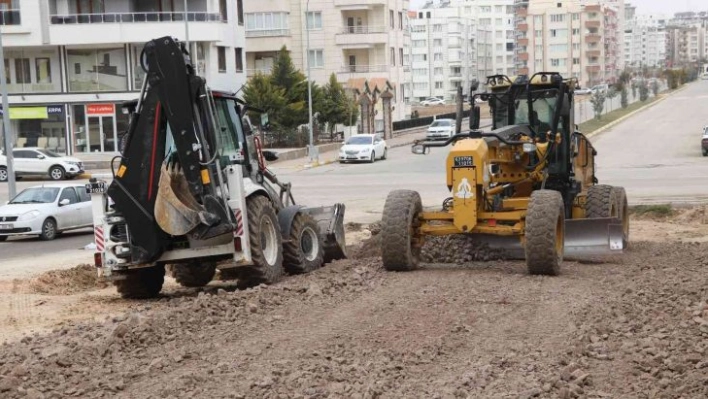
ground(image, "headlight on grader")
xmin=522 ymin=143 xmax=537 ymax=153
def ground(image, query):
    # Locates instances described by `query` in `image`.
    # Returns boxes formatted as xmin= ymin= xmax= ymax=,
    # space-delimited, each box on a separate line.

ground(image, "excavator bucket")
xmin=301 ymin=203 xmax=347 ymax=263
xmin=154 ymin=162 xmax=205 ymax=236
xmin=459 ymin=217 xmax=625 ymax=261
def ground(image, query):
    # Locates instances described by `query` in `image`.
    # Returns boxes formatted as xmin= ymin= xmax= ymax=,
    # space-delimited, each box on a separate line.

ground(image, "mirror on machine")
xmin=470 ymin=105 xmax=481 ymax=130
xmin=411 ymin=143 xmax=429 ymax=155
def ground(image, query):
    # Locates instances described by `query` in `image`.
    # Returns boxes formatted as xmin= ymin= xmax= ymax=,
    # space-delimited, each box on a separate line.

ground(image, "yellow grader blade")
xmin=154 ymin=162 xmax=205 ymax=236
xmin=463 ymin=218 xmax=625 ymax=261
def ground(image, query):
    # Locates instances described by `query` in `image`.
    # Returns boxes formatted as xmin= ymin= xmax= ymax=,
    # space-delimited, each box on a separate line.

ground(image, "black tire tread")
xmin=172 ymin=262 xmax=217 ymax=287
xmin=283 ymin=212 xmax=324 ymax=274
xmin=585 ymin=184 xmax=617 ymax=218
xmin=525 ymin=190 xmax=564 ymax=276
xmin=237 ymin=196 xmax=284 ymax=287
xmin=381 ymin=190 xmax=422 ymax=271
xmin=611 ymin=186 xmax=630 ymax=248
xmin=114 ymin=266 xmax=165 ymax=299
xmin=0 ymin=166 xmax=7 ymax=182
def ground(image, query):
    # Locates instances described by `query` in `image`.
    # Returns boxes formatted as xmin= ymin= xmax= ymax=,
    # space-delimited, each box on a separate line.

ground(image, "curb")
xmin=585 ymin=83 xmax=692 ymax=139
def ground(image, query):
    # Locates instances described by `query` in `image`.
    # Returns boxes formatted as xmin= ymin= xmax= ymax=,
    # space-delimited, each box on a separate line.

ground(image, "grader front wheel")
xmin=381 ymin=190 xmax=423 ymax=271
xmin=611 ymin=186 xmax=630 ymax=249
xmin=525 ymin=190 xmax=565 ymax=276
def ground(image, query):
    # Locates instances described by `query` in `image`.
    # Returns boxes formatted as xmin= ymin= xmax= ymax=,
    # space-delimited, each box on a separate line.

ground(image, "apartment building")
xmin=457 ymin=0 xmax=516 ymax=77
xmin=514 ymin=0 xmax=620 ymax=88
xmin=666 ymin=25 xmax=706 ymax=67
xmin=623 ymin=7 xmax=668 ymax=69
xmin=408 ymin=5 xmax=483 ymax=102
xmin=1 ymin=0 xmax=245 ymax=156
xmin=244 ymin=0 xmax=411 ymax=124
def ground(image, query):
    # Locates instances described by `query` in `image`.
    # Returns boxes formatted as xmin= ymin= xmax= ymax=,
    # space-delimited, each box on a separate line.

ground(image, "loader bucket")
xmin=301 ymin=203 xmax=347 ymax=263
xmin=154 ymin=162 xmax=205 ymax=236
xmin=563 ymin=217 xmax=625 ymax=259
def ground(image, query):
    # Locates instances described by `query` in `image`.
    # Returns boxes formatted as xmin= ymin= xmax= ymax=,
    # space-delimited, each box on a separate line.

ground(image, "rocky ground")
xmin=0 ymin=205 xmax=707 ymax=398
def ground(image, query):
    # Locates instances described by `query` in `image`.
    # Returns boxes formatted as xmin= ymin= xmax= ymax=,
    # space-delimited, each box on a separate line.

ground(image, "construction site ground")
xmin=0 ymin=205 xmax=707 ymax=398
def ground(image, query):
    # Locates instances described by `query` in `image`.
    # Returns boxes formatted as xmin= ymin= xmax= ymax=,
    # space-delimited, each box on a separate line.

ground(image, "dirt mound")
xmin=26 ymin=264 xmax=108 ymax=295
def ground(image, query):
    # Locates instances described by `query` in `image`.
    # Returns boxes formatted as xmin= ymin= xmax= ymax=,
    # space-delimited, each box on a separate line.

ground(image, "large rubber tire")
xmin=283 ymin=212 xmax=324 ymax=274
xmin=585 ymin=184 xmax=618 ymax=218
xmin=0 ymin=166 xmax=7 ymax=182
xmin=114 ymin=266 xmax=165 ymax=299
xmin=0 ymin=236 xmax=7 ymax=242
xmin=171 ymin=261 xmax=217 ymax=288
xmin=612 ymin=186 xmax=630 ymax=249
xmin=368 ymin=152 xmax=375 ymax=163
xmin=237 ymin=196 xmax=284 ymax=287
xmin=525 ymin=190 xmax=565 ymax=276
xmin=38 ymin=218 xmax=58 ymax=241
xmin=381 ymin=190 xmax=423 ymax=271
xmin=382 ymin=148 xmax=388 ymax=160
xmin=49 ymin=166 xmax=65 ymax=181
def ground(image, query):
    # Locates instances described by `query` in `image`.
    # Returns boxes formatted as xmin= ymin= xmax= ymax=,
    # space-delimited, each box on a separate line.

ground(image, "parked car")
xmin=0 ymin=184 xmax=93 ymax=241
xmin=427 ymin=118 xmax=456 ymax=140
xmin=338 ymin=134 xmax=388 ymax=163
xmin=0 ymin=147 xmax=84 ymax=182
xmin=574 ymin=87 xmax=593 ymax=95
xmin=420 ymin=97 xmax=445 ymax=106
xmin=702 ymin=126 xmax=708 ymax=157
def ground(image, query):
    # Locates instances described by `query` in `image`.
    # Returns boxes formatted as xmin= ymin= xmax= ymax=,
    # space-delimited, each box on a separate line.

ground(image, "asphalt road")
xmin=593 ymin=79 xmax=708 ymax=205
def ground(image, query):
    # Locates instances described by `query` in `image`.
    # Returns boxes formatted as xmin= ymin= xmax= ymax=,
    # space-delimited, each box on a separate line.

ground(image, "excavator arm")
xmin=107 ymin=36 xmax=234 ymax=264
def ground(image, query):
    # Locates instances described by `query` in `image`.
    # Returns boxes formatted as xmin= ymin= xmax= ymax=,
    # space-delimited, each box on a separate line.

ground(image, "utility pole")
xmin=0 ymin=28 xmax=16 ymax=200
xmin=305 ymin=0 xmax=317 ymax=165
xmin=183 ymin=0 xmax=190 ymax=51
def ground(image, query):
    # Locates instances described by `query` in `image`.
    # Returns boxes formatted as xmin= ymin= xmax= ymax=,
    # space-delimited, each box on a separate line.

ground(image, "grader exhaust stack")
xmin=380 ymin=73 xmax=629 ymax=275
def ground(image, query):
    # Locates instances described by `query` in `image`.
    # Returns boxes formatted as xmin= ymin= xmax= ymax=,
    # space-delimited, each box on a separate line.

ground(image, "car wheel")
xmin=0 ymin=166 xmax=7 ymax=182
xmin=382 ymin=148 xmax=388 ymax=160
xmin=369 ymin=152 xmax=375 ymax=163
xmin=0 ymin=236 xmax=7 ymax=242
xmin=49 ymin=166 xmax=65 ymax=181
xmin=39 ymin=218 xmax=58 ymax=241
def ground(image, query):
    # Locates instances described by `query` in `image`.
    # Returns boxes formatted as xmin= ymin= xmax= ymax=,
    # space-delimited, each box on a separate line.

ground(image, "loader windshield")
xmin=213 ymin=97 xmax=246 ymax=160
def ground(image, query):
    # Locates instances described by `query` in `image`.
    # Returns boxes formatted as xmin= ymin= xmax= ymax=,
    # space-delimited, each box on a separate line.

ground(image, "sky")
xmin=408 ymin=0 xmax=699 ymax=15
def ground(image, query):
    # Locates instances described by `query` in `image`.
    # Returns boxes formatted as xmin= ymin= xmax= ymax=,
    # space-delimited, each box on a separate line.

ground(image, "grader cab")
xmin=380 ymin=72 xmax=628 ymax=275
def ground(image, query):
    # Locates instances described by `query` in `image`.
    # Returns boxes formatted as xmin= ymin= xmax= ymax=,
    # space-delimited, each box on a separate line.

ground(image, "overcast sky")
xmin=408 ymin=0 xmax=698 ymax=15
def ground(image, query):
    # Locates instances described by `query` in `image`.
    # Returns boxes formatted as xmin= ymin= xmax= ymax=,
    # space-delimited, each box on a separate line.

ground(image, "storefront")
xmin=70 ymin=103 xmax=129 ymax=154
xmin=2 ymin=105 xmax=67 ymax=154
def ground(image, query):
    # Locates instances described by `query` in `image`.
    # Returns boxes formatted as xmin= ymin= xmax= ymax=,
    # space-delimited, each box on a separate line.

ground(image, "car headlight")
xmin=359 ymin=148 xmax=371 ymax=153
xmin=18 ymin=210 xmax=41 ymax=221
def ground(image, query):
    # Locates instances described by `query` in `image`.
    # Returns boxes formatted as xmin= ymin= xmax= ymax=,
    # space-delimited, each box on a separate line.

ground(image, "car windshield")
xmin=36 ymin=149 xmax=62 ymax=158
xmin=9 ymin=187 xmax=59 ymax=204
xmin=430 ymin=120 xmax=451 ymax=127
xmin=346 ymin=136 xmax=373 ymax=145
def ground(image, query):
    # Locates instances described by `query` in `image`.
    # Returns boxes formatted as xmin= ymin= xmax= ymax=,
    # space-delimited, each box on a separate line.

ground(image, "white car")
xmin=574 ymin=87 xmax=592 ymax=95
xmin=338 ymin=134 xmax=388 ymax=163
xmin=427 ymin=119 xmax=455 ymax=140
xmin=0 ymin=147 xmax=85 ymax=182
xmin=0 ymin=184 xmax=93 ymax=241
xmin=420 ymin=97 xmax=445 ymax=106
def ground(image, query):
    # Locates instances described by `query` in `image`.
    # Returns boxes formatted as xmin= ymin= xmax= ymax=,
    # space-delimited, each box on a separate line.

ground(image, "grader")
xmin=381 ymin=72 xmax=628 ymax=275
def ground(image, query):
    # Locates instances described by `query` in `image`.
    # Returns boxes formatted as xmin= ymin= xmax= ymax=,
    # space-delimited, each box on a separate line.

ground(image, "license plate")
xmin=85 ymin=182 xmax=107 ymax=194
xmin=0 ymin=223 xmax=13 ymax=230
xmin=453 ymin=156 xmax=473 ymax=167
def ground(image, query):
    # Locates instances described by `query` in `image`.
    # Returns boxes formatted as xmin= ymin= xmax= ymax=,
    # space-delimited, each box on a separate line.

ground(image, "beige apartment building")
xmin=244 ymin=0 xmax=411 ymax=124
xmin=514 ymin=0 xmax=621 ymax=88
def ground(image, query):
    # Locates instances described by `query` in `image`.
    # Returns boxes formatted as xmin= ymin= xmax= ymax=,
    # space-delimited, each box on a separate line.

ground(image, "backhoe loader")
xmin=86 ymin=36 xmax=346 ymax=298
xmin=380 ymin=73 xmax=628 ymax=275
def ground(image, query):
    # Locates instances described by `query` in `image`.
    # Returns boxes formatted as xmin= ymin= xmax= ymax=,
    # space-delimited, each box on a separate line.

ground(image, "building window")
xmin=390 ymin=10 xmax=394 ymax=28
xmin=390 ymin=47 xmax=395 ymax=66
xmin=550 ymin=14 xmax=566 ymax=23
xmin=219 ymin=0 xmax=228 ymax=21
xmin=35 ymin=58 xmax=51 ymax=83
xmin=14 ymin=58 xmax=30 ymax=84
xmin=217 ymin=46 xmax=226 ymax=73
xmin=399 ymin=48 xmax=404 ymax=66
xmin=0 ymin=0 xmax=20 ymax=25
xmin=235 ymin=48 xmax=243 ymax=72
xmin=398 ymin=11 xmax=403 ymax=29
xmin=308 ymin=49 xmax=324 ymax=68
xmin=306 ymin=11 xmax=322 ymax=29
xmin=245 ymin=12 xmax=290 ymax=36
xmin=573 ymin=58 xmax=580 ymax=65
xmin=66 ymin=48 xmax=128 ymax=92
xmin=236 ymin=0 xmax=244 ymax=25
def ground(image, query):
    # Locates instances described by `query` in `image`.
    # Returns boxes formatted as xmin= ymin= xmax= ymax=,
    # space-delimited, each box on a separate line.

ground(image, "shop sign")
xmin=8 ymin=107 xmax=49 ymax=120
xmin=47 ymin=105 xmax=64 ymax=116
xmin=87 ymin=104 xmax=115 ymax=115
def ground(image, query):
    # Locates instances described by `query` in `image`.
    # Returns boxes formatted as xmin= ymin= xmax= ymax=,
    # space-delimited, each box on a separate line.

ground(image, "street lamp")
xmin=0 ymin=28 xmax=15 ymax=200
xmin=305 ymin=0 xmax=318 ymax=165
xmin=183 ymin=0 xmax=190 ymax=50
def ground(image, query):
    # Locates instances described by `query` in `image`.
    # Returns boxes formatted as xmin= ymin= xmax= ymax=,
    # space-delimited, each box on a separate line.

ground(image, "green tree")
xmin=620 ymin=86 xmax=628 ymax=109
xmin=631 ymin=82 xmax=637 ymax=99
xmin=619 ymin=70 xmax=632 ymax=85
xmin=639 ymin=82 xmax=649 ymax=101
xmin=651 ymin=80 xmax=660 ymax=97
xmin=319 ymin=73 xmax=359 ymax=137
xmin=241 ymin=72 xmax=287 ymax=127
xmin=590 ymin=90 xmax=606 ymax=120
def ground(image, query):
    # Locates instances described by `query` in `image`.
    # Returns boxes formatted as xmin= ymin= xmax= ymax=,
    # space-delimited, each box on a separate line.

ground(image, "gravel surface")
xmin=0 ymin=226 xmax=707 ymax=398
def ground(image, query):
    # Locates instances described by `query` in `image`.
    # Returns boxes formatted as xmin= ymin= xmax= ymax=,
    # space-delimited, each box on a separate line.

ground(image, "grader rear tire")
xmin=525 ymin=190 xmax=565 ymax=276
xmin=612 ymin=186 xmax=630 ymax=249
xmin=585 ymin=184 xmax=618 ymax=218
xmin=381 ymin=190 xmax=423 ymax=271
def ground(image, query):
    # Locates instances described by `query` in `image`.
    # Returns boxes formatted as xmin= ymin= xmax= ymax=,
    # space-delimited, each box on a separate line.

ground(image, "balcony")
xmin=518 ymin=38 xmax=529 ymax=46
xmin=334 ymin=0 xmax=387 ymax=9
xmin=246 ymin=29 xmax=290 ymax=38
xmin=586 ymin=33 xmax=601 ymax=43
xmin=336 ymin=26 xmax=388 ymax=47
xmin=48 ymin=11 xmax=226 ymax=45
xmin=585 ymin=5 xmax=602 ymax=12
xmin=517 ymin=23 xmax=528 ymax=32
xmin=586 ymin=64 xmax=601 ymax=72
xmin=518 ymin=67 xmax=529 ymax=75
xmin=516 ymin=8 xmax=528 ymax=18
xmin=246 ymin=68 xmax=272 ymax=78
xmin=518 ymin=52 xmax=529 ymax=61
xmin=585 ymin=20 xmax=601 ymax=28
xmin=586 ymin=50 xmax=601 ymax=57
xmin=338 ymin=64 xmax=388 ymax=73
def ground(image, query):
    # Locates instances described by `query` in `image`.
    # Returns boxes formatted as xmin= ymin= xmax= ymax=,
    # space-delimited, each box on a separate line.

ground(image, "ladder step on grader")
xmin=380 ymin=73 xmax=628 ymax=275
